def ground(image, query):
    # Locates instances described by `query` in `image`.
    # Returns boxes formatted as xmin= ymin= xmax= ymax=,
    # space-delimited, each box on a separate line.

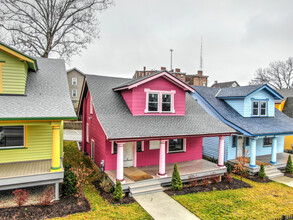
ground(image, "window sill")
xmin=0 ymin=146 xmax=26 ymax=150
xmin=263 ymin=145 xmax=272 ymax=148
xmin=168 ymin=150 xmax=186 ymax=154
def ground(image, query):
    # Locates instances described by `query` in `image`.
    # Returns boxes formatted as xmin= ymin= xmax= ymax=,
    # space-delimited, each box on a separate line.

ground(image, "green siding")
xmin=0 ymin=124 xmax=53 ymax=163
xmin=0 ymin=50 xmax=27 ymax=94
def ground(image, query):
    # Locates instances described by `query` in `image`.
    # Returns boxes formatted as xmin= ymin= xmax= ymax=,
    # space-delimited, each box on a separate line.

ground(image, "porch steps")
xmin=265 ymin=166 xmax=284 ymax=179
xmin=129 ymin=180 xmax=163 ymax=196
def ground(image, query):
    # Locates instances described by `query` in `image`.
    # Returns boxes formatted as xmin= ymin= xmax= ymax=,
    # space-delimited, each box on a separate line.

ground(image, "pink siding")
xmin=122 ymin=76 xmax=186 ymax=116
xmin=121 ymin=89 xmax=133 ymax=112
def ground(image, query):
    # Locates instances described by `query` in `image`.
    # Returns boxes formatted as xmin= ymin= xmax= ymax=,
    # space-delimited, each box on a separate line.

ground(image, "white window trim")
xmin=72 ymin=77 xmax=77 ymax=85
xmin=167 ymin=138 xmax=186 ymax=153
xmin=252 ymin=101 xmax=259 ymax=116
xmin=0 ymin=126 xmax=25 ymax=149
xmin=72 ymin=89 xmax=77 ymax=97
xmin=86 ymin=123 xmax=89 ymax=143
xmin=144 ymin=88 xmax=176 ymax=113
xmin=260 ymin=101 xmax=267 ymax=116
xmin=90 ymin=98 xmax=93 ymax=115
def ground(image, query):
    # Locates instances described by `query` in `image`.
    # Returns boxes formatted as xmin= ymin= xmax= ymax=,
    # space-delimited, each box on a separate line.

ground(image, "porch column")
xmin=158 ymin=140 xmax=167 ymax=178
xmin=250 ymin=138 xmax=257 ymax=167
xmin=54 ymin=183 xmax=60 ymax=201
xmin=116 ymin=142 xmax=125 ymax=183
xmin=133 ymin=142 xmax=137 ymax=167
xmin=218 ymin=136 xmax=225 ymax=167
xmin=51 ymin=124 xmax=61 ymax=172
xmin=270 ymin=137 xmax=278 ymax=164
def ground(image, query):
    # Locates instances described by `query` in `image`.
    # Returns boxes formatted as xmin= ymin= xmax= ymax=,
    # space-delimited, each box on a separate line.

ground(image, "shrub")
xmin=188 ymin=175 xmax=198 ymax=187
xmin=62 ymin=165 xmax=78 ymax=197
xmin=39 ymin=187 xmax=54 ymax=206
xmin=286 ymin=155 xmax=293 ymax=174
xmin=13 ymin=189 xmax=29 ymax=207
xmin=211 ymin=175 xmax=221 ymax=183
xmin=258 ymin=164 xmax=266 ymax=180
xmin=225 ymin=162 xmax=234 ymax=174
xmin=100 ymin=178 xmax=113 ymax=193
xmin=224 ymin=172 xmax=233 ymax=184
xmin=113 ymin=180 xmax=123 ymax=201
xmin=201 ymin=178 xmax=210 ymax=187
xmin=233 ymin=153 xmax=249 ymax=180
xmin=171 ymin=163 xmax=182 ymax=191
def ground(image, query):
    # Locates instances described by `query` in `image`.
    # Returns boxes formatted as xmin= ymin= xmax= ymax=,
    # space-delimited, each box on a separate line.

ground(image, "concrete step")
xmin=267 ymin=172 xmax=284 ymax=179
xmin=130 ymin=181 xmax=161 ymax=190
xmin=130 ymin=186 xmax=163 ymax=196
xmin=265 ymin=169 xmax=281 ymax=175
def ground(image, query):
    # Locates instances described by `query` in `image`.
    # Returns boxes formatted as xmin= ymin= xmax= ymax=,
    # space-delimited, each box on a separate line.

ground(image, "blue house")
xmin=190 ymin=84 xmax=293 ymax=175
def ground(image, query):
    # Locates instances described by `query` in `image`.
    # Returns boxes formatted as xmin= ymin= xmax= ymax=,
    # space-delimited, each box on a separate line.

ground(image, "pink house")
xmin=78 ymin=71 xmax=235 ymax=193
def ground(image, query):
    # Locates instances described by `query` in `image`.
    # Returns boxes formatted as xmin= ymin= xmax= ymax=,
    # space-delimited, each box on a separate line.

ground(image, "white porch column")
xmin=250 ymin=138 xmax=257 ymax=167
xmin=133 ymin=142 xmax=137 ymax=167
xmin=116 ymin=142 xmax=125 ymax=183
xmin=54 ymin=183 xmax=60 ymax=201
xmin=270 ymin=137 xmax=278 ymax=164
xmin=218 ymin=136 xmax=225 ymax=167
xmin=157 ymin=140 xmax=167 ymax=178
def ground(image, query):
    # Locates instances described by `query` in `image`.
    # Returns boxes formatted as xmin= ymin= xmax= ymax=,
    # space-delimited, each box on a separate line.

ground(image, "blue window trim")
xmin=251 ymin=99 xmax=268 ymax=117
xmin=232 ymin=135 xmax=237 ymax=148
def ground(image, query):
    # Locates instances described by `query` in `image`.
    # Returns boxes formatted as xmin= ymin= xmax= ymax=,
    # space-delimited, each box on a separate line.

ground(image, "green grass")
xmin=173 ymin=176 xmax=293 ymax=220
xmin=54 ymin=141 xmax=152 ymax=220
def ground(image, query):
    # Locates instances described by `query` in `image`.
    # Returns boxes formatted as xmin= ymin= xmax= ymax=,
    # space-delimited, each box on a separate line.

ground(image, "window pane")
xmin=137 ymin=141 xmax=142 ymax=152
xmin=149 ymin=94 xmax=158 ymax=102
xmin=261 ymin=108 xmax=266 ymax=116
xmin=253 ymin=109 xmax=258 ymax=116
xmin=0 ymin=126 xmax=24 ymax=147
xmin=245 ymin=137 xmax=249 ymax=146
xmin=253 ymin=102 xmax=259 ymax=108
xmin=113 ymin=142 xmax=117 ymax=154
xmin=148 ymin=103 xmax=158 ymax=111
xmin=232 ymin=136 xmax=237 ymax=147
xmin=162 ymin=103 xmax=171 ymax=112
xmin=162 ymin=94 xmax=171 ymax=102
xmin=261 ymin=102 xmax=266 ymax=108
xmin=169 ymin=139 xmax=184 ymax=152
xmin=264 ymin=138 xmax=272 ymax=146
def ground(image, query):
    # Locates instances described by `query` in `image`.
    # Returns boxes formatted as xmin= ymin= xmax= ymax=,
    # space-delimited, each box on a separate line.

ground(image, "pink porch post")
xmin=218 ymin=136 xmax=225 ymax=167
xmin=116 ymin=142 xmax=125 ymax=183
xmin=157 ymin=140 xmax=168 ymax=178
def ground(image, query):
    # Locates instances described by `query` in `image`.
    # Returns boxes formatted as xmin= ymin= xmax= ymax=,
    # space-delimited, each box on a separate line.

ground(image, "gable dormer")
xmin=216 ymin=84 xmax=283 ymax=118
xmin=113 ymin=71 xmax=194 ymax=116
xmin=0 ymin=42 xmax=37 ymax=95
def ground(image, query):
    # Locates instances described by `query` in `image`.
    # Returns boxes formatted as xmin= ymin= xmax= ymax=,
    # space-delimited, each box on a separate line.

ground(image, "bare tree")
xmin=250 ymin=57 xmax=293 ymax=89
xmin=0 ymin=0 xmax=112 ymax=60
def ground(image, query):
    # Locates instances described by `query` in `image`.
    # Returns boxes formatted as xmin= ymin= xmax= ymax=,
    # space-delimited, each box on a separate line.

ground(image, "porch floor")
xmin=105 ymin=159 xmax=226 ymax=185
xmin=0 ymin=160 xmax=52 ymax=179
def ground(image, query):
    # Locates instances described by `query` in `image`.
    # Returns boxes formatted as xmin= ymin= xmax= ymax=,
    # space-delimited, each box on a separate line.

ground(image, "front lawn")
xmin=54 ymin=141 xmax=152 ymax=220
xmin=172 ymin=176 xmax=293 ymax=220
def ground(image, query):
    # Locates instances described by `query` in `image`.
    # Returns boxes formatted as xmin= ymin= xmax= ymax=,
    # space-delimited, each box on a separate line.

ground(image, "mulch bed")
xmin=93 ymin=181 xmax=135 ymax=205
xmin=164 ymin=178 xmax=251 ymax=196
xmin=0 ymin=196 xmax=90 ymax=220
xmin=283 ymin=172 xmax=293 ymax=178
xmin=245 ymin=175 xmax=273 ymax=183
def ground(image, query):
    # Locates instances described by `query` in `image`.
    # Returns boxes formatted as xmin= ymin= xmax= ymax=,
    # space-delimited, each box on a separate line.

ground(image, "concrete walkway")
xmin=134 ymin=192 xmax=200 ymax=220
xmin=64 ymin=129 xmax=82 ymax=142
xmin=272 ymin=176 xmax=293 ymax=187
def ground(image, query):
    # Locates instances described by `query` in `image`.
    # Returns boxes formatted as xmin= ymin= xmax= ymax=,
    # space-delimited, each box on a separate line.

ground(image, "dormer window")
xmin=145 ymin=89 xmax=175 ymax=113
xmin=252 ymin=100 xmax=267 ymax=116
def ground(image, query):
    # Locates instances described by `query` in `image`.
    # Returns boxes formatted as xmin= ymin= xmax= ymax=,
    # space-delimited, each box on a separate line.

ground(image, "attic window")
xmin=252 ymin=100 xmax=267 ymax=116
xmin=72 ymin=78 xmax=77 ymax=85
xmin=145 ymin=89 xmax=175 ymax=113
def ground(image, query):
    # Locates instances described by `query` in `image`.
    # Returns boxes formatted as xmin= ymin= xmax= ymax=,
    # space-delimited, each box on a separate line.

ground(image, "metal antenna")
xmin=170 ymin=49 xmax=173 ymax=70
xmin=200 ymin=37 xmax=203 ymax=70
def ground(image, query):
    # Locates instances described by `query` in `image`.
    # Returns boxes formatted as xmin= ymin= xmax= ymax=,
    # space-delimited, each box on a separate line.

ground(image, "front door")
xmin=123 ymin=142 xmax=134 ymax=167
xmin=236 ymin=136 xmax=244 ymax=158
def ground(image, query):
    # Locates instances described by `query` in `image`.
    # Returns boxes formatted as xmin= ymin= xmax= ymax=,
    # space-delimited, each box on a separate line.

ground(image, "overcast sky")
xmin=68 ymin=0 xmax=293 ymax=86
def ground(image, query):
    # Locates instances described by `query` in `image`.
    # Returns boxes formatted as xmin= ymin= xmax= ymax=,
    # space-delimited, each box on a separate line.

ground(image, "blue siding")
xmin=224 ymin=99 xmax=244 ymax=116
xmin=244 ymin=89 xmax=275 ymax=117
xmin=203 ymin=136 xmax=229 ymax=161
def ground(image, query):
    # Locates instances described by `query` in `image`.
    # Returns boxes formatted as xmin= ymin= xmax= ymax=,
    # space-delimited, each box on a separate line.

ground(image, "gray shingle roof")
xmin=275 ymin=89 xmax=293 ymax=103
xmin=0 ymin=58 xmax=77 ymax=120
xmin=85 ymin=74 xmax=235 ymax=140
xmin=283 ymin=97 xmax=293 ymax=118
xmin=211 ymin=81 xmax=239 ymax=88
xmin=216 ymin=85 xmax=263 ymax=98
xmin=193 ymin=86 xmax=293 ymax=136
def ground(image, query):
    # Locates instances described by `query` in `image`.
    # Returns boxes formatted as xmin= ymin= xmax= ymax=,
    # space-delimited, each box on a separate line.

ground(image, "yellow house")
xmin=275 ymin=89 xmax=293 ymax=150
xmin=0 ymin=42 xmax=76 ymax=200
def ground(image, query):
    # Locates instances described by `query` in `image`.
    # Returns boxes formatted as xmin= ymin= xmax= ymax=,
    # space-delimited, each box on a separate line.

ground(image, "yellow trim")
xmin=0 ymin=62 xmax=6 ymax=93
xmin=275 ymin=99 xmax=286 ymax=112
xmin=0 ymin=45 xmax=36 ymax=70
xmin=24 ymin=126 xmax=28 ymax=148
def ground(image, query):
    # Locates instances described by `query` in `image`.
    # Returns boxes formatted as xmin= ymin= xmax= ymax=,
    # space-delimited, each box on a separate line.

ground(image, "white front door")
xmin=237 ymin=136 xmax=244 ymax=158
xmin=123 ymin=142 xmax=134 ymax=167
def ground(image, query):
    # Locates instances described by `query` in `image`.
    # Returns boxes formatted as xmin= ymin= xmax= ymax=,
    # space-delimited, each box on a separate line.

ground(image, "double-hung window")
xmin=0 ymin=126 xmax=24 ymax=149
xmin=72 ymin=89 xmax=77 ymax=97
xmin=145 ymin=89 xmax=175 ymax=113
xmin=232 ymin=135 xmax=237 ymax=148
xmin=263 ymin=137 xmax=272 ymax=147
xmin=252 ymin=101 xmax=259 ymax=116
xmin=162 ymin=94 xmax=171 ymax=112
xmin=148 ymin=93 xmax=159 ymax=112
xmin=72 ymin=78 xmax=77 ymax=85
xmin=260 ymin=101 xmax=267 ymax=116
xmin=252 ymin=100 xmax=267 ymax=116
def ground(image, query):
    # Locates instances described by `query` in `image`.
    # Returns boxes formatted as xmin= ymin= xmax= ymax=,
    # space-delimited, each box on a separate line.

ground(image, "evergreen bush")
xmin=113 ymin=180 xmax=123 ymax=201
xmin=62 ymin=165 xmax=78 ymax=197
xmin=171 ymin=163 xmax=182 ymax=190
xmin=258 ymin=164 xmax=266 ymax=180
xmin=286 ymin=155 xmax=293 ymax=174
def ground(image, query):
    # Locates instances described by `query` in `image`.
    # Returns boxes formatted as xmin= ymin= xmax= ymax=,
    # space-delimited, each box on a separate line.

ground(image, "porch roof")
xmin=82 ymin=75 xmax=235 ymax=140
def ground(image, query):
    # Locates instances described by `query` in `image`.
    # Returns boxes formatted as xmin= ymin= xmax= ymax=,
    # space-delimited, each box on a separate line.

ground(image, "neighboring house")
xmin=78 ymin=71 xmax=235 ymax=192
xmin=0 ymin=42 xmax=76 ymax=200
xmin=211 ymin=80 xmax=239 ymax=88
xmin=191 ymin=84 xmax=293 ymax=175
xmin=67 ymin=68 xmax=85 ymax=112
xmin=275 ymin=89 xmax=293 ymax=150
xmin=186 ymin=70 xmax=208 ymax=87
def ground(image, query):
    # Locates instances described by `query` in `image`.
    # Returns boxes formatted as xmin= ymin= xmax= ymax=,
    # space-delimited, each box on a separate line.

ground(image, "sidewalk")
xmin=272 ymin=176 xmax=293 ymax=187
xmin=63 ymin=129 xmax=82 ymax=142
xmin=134 ymin=192 xmax=200 ymax=220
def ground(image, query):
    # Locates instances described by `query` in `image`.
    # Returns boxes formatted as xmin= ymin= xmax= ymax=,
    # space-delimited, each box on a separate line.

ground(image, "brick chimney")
xmin=161 ymin=67 xmax=166 ymax=71
xmin=198 ymin=70 xmax=203 ymax=76
xmin=175 ymin=68 xmax=180 ymax=72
